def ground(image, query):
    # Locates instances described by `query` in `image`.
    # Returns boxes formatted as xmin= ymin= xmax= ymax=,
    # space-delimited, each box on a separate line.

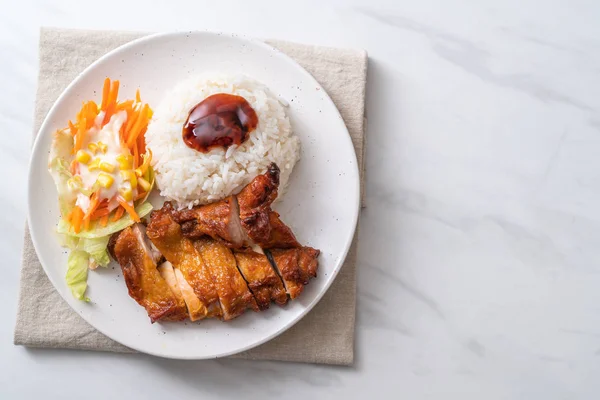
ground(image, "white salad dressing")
xmin=75 ymin=193 xmax=91 ymax=212
xmin=76 ymin=111 xmax=129 ymax=213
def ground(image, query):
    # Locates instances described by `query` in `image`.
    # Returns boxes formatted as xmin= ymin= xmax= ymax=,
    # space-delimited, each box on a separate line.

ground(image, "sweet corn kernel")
xmin=99 ymin=161 xmax=115 ymax=173
xmin=75 ymin=150 xmax=91 ymax=164
xmin=87 ymin=158 xmax=101 ymax=171
xmin=129 ymin=172 xmax=137 ymax=189
xmin=87 ymin=143 xmax=98 ymax=154
xmin=119 ymin=170 xmax=137 ymax=188
xmin=116 ymin=154 xmax=133 ymax=170
xmin=119 ymin=186 xmax=133 ymax=202
xmin=135 ymin=168 xmax=143 ymax=177
xmin=96 ymin=172 xmax=114 ymax=189
xmin=138 ymin=177 xmax=151 ymax=192
xmin=97 ymin=142 xmax=108 ymax=154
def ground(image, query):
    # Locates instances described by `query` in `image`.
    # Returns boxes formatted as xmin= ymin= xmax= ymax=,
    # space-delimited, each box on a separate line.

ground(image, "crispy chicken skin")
xmin=233 ymin=249 xmax=288 ymax=310
xmin=261 ymin=212 xmax=301 ymax=249
xmin=111 ymin=224 xmax=187 ymax=322
xmin=297 ymin=247 xmax=320 ymax=278
xmin=194 ymin=238 xmax=258 ymax=320
xmin=172 ymin=197 xmax=247 ymax=248
xmin=146 ymin=205 xmax=222 ymax=319
xmin=237 ymin=163 xmax=280 ymax=245
xmin=267 ymin=247 xmax=320 ymax=299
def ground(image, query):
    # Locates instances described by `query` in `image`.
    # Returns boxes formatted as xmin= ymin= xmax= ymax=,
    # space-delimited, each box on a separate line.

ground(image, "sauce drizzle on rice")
xmin=182 ymin=93 xmax=258 ymax=153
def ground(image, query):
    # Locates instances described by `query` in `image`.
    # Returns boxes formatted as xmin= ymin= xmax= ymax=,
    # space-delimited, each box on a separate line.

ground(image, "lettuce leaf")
xmin=48 ymin=130 xmax=76 ymax=216
xmin=49 ymin=157 xmax=77 ymax=216
xmin=79 ymin=236 xmax=111 ymax=267
xmin=66 ymin=250 xmax=90 ymax=302
xmin=56 ymin=231 xmax=79 ymax=249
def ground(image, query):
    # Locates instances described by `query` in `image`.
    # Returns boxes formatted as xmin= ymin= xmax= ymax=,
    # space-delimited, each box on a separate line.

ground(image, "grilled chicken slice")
xmin=233 ymin=250 xmax=288 ymax=310
xmin=156 ymin=260 xmax=189 ymax=316
xmin=237 ymin=163 xmax=280 ymax=246
xmin=172 ymin=197 xmax=248 ymax=248
xmin=298 ymin=247 xmax=320 ymax=278
xmin=173 ymin=268 xmax=206 ymax=322
xmin=194 ymin=238 xmax=259 ymax=320
xmin=260 ymin=211 xmax=300 ymax=249
xmin=147 ymin=205 xmax=222 ymax=319
xmin=267 ymin=247 xmax=320 ymax=299
xmin=111 ymin=224 xmax=188 ymax=322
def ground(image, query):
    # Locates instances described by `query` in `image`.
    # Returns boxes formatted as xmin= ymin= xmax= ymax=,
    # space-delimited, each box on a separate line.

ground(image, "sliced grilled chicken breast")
xmin=194 ymin=238 xmax=259 ymax=320
xmin=233 ymin=249 xmax=288 ymax=310
xmin=112 ymin=224 xmax=187 ymax=322
xmin=147 ymin=206 xmax=222 ymax=319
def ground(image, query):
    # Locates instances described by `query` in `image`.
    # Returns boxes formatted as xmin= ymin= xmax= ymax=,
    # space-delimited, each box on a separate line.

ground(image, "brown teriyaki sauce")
xmin=182 ymin=93 xmax=258 ymax=153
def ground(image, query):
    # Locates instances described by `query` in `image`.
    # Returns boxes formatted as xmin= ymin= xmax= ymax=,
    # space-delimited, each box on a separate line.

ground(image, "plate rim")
xmin=27 ymin=30 xmax=360 ymax=359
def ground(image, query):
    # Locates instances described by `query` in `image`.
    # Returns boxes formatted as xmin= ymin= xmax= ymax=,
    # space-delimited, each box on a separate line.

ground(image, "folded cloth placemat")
xmin=14 ymin=28 xmax=367 ymax=366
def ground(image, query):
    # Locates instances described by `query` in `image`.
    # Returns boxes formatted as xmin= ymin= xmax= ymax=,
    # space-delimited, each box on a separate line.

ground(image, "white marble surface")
xmin=2 ymin=0 xmax=600 ymax=398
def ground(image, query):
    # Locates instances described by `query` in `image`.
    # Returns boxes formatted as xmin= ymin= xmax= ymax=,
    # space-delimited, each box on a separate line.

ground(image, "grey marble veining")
xmin=2 ymin=0 xmax=600 ymax=398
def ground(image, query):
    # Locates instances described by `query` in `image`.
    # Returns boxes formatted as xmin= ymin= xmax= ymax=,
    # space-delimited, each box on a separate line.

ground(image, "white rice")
xmin=146 ymin=74 xmax=300 ymax=209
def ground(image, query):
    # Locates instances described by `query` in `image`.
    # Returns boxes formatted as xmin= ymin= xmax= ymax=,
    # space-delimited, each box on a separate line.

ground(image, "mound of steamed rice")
xmin=146 ymin=74 xmax=300 ymax=209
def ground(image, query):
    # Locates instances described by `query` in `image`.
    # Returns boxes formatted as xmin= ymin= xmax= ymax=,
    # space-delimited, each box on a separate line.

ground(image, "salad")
xmin=48 ymin=78 xmax=155 ymax=301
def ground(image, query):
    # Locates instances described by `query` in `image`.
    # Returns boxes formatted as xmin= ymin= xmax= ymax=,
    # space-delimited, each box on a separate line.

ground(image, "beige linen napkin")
xmin=14 ymin=28 xmax=367 ymax=366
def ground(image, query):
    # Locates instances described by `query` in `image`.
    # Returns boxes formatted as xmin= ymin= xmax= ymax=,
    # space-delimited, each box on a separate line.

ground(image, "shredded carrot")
xmin=102 ymin=102 xmax=116 ymax=126
xmin=69 ymin=160 xmax=78 ymax=175
xmin=124 ymin=104 xmax=141 ymax=134
xmin=83 ymin=216 xmax=91 ymax=231
xmin=116 ymin=100 xmax=134 ymax=113
xmin=91 ymin=207 xmax=111 ymax=219
xmin=101 ymin=80 xmax=120 ymax=125
xmin=101 ymin=78 xmax=110 ymax=110
xmin=84 ymin=101 xmax=99 ymax=129
xmin=83 ymin=191 xmax=101 ymax=220
xmin=68 ymin=120 xmax=77 ymax=136
xmin=119 ymin=123 xmax=128 ymax=146
xmin=73 ymin=117 xmax=87 ymax=153
xmin=134 ymin=191 xmax=146 ymax=201
xmin=71 ymin=206 xmax=84 ymax=234
xmin=118 ymin=198 xmax=140 ymax=222
xmin=135 ymin=89 xmax=141 ymax=103
xmin=100 ymin=214 xmax=109 ymax=227
xmin=133 ymin=141 xmax=139 ymax=169
xmin=137 ymin=129 xmax=146 ymax=155
xmin=65 ymin=209 xmax=74 ymax=223
xmin=112 ymin=206 xmax=125 ymax=222
xmin=109 ymin=80 xmax=120 ymax=105
xmin=127 ymin=104 xmax=149 ymax=147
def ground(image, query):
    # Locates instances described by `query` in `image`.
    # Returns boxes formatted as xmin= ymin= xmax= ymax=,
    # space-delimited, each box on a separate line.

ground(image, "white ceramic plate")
xmin=28 ymin=31 xmax=359 ymax=359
